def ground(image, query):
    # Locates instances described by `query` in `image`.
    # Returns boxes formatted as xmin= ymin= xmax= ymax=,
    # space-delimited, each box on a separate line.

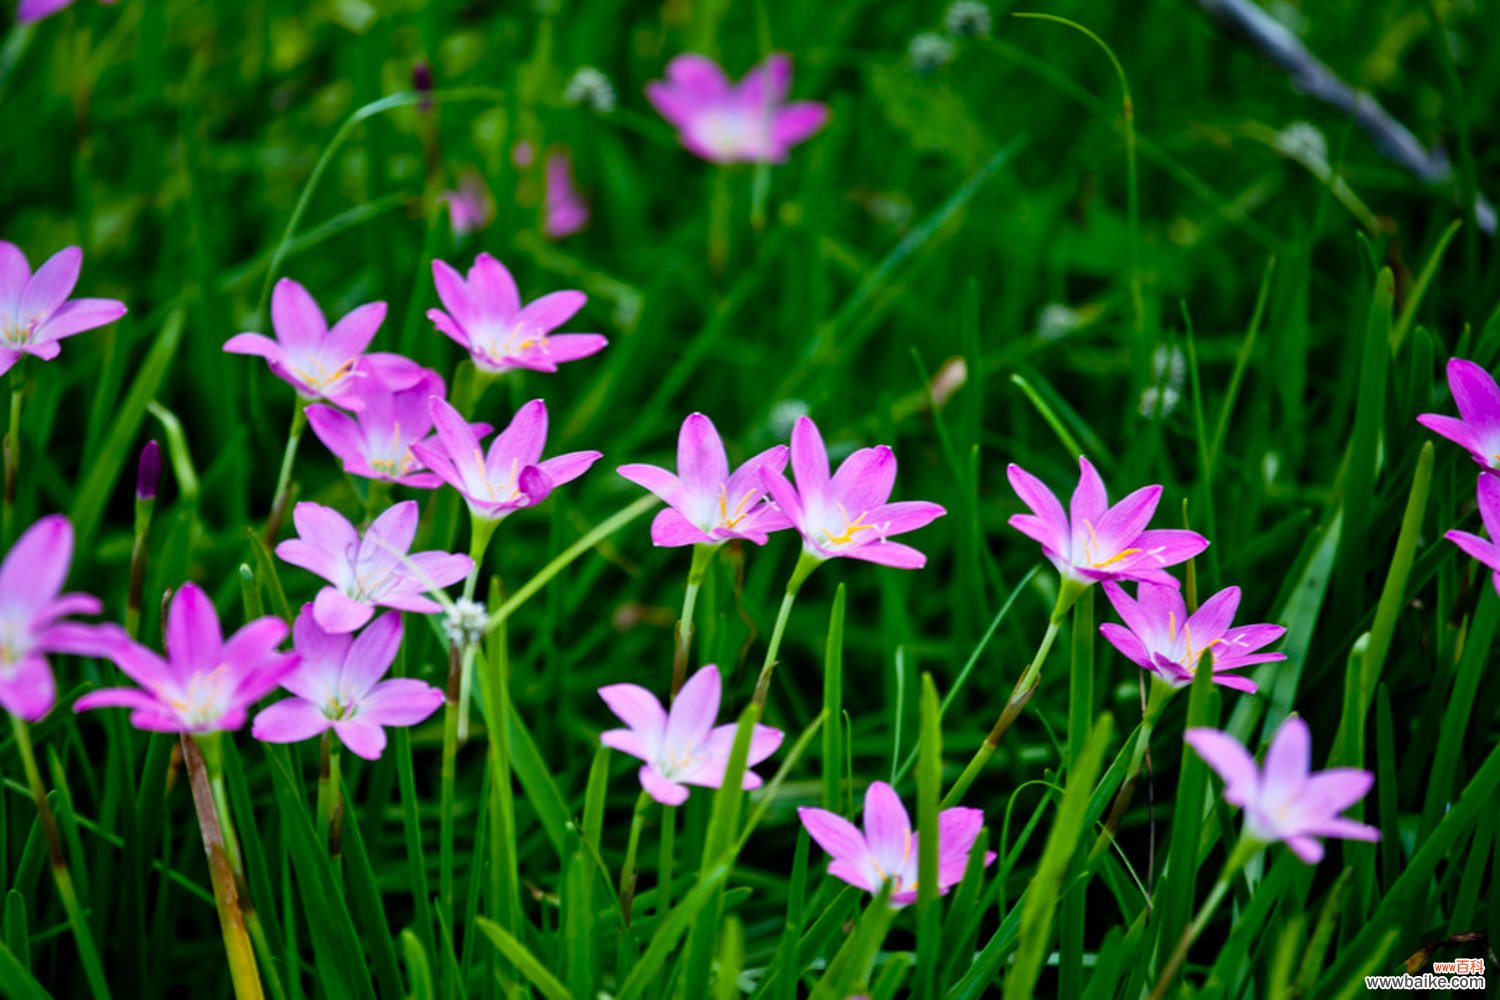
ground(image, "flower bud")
xmin=136 ymin=440 xmax=161 ymax=501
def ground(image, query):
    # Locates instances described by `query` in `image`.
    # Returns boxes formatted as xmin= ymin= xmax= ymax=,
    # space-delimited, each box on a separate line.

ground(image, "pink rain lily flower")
xmin=74 ymin=582 xmax=296 ymax=734
xmin=598 ymin=664 xmax=783 ymax=805
xmin=275 ymin=501 xmax=472 ymax=633
xmin=252 ymin=607 xmax=443 ymax=760
xmin=305 ymin=367 xmax=490 ymax=489
xmin=0 ymin=516 xmax=116 ymax=721
xmin=0 ymin=242 xmax=126 ymax=377
xmin=412 ymin=397 xmax=601 ymax=522
xmin=1007 ymin=457 xmax=1208 ymax=587
xmin=18 ymin=0 xmax=114 ymax=24
xmin=760 ymin=416 xmax=945 ymax=568
xmin=1185 ymin=716 xmax=1379 ymax=864
xmin=427 ymin=253 xmax=607 ymax=374
xmin=1418 ymin=358 xmax=1500 ymax=474
xmin=1099 ymin=581 xmax=1285 ymax=694
xmin=618 ymin=412 xmax=789 ymax=546
xmin=646 ymin=53 xmax=828 ymax=164
xmin=544 ymin=153 xmax=589 ymax=240
xmin=224 ymin=277 xmax=398 ymax=408
xmin=440 ymin=171 xmax=494 ymax=238
xmin=798 ymin=781 xmax=996 ymax=906
xmin=1444 ymin=473 xmax=1500 ymax=596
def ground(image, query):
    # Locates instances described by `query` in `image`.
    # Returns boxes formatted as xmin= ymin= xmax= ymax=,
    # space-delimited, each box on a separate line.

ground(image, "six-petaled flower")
xmin=1417 ymin=358 xmax=1500 ymax=474
xmin=0 ymin=242 xmax=126 ymax=377
xmin=646 ymin=53 xmax=828 ymax=164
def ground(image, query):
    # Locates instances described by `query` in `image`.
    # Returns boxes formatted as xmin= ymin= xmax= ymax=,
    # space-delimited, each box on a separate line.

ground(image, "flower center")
xmin=1081 ymin=519 xmax=1141 ymax=569
xmin=289 ymin=355 xmax=358 ymax=393
xmin=168 ymin=664 xmax=234 ymax=727
xmin=1 ymin=316 xmax=36 ymax=347
xmin=716 ymin=484 xmax=758 ymax=531
xmin=368 ymin=422 xmax=415 ymax=477
xmin=1165 ymin=613 xmax=1223 ymax=674
xmin=822 ymin=504 xmax=883 ymax=548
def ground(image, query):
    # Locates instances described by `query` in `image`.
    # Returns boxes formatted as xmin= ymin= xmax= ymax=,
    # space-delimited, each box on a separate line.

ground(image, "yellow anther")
xmin=822 ymin=504 xmax=876 ymax=547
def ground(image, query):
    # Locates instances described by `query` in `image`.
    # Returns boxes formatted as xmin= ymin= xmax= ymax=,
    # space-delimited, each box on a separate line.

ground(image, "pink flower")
xmin=224 ymin=278 xmax=400 ymax=408
xmin=1007 ymin=457 xmax=1208 ymax=587
xmin=645 ymin=53 xmax=828 ymax=164
xmin=275 ymin=501 xmax=472 ymax=633
xmin=1099 ymin=582 xmax=1285 ymax=694
xmin=426 ymin=253 xmax=607 ymax=374
xmin=617 ymin=413 xmax=789 ymax=546
xmin=760 ymin=416 xmax=945 ymax=569
xmin=544 ymin=153 xmax=589 ymax=240
xmin=0 ymin=516 xmax=116 ymax=721
xmin=798 ymin=781 xmax=996 ymax=906
xmin=1417 ymin=358 xmax=1500 ymax=474
xmin=1444 ymin=473 xmax=1500 ymax=595
xmin=252 ymin=607 xmax=444 ymax=760
xmin=440 ymin=171 xmax=494 ymax=238
xmin=305 ymin=367 xmax=490 ymax=489
xmin=598 ymin=664 xmax=783 ymax=805
xmin=74 ymin=582 xmax=296 ymax=734
xmin=411 ymin=397 xmax=602 ymax=522
xmin=0 ymin=242 xmax=126 ymax=377
xmin=1185 ymin=716 xmax=1379 ymax=864
xmin=17 ymin=0 xmax=114 ymax=24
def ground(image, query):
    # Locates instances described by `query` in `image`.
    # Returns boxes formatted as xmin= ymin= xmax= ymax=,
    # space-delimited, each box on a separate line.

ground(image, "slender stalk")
xmin=672 ymin=544 xmax=717 ymax=698
xmin=657 ymin=803 xmax=676 ymax=922
xmin=181 ymin=734 xmax=265 ymax=1000
xmin=618 ymin=790 xmax=653 ymax=925
xmin=751 ymin=550 xmax=822 ymax=707
xmin=457 ymin=515 xmax=500 ymax=742
xmin=126 ymin=497 xmax=154 ymax=639
xmin=479 ymin=589 xmax=521 ymax=991
xmin=3 ymin=373 xmax=21 ymax=547
xmin=943 ymin=582 xmax=1078 ymax=806
xmin=264 ymin=403 xmax=307 ymax=542
xmin=439 ymin=638 xmax=462 ymax=943
xmin=10 ymin=717 xmax=112 ymax=1000
xmin=317 ymin=731 xmax=344 ymax=873
xmin=1148 ymin=837 xmax=1259 ymax=998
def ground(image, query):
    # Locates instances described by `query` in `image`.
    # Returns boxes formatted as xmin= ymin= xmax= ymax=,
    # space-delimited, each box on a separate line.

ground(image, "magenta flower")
xmin=252 ymin=607 xmax=443 ymax=760
xmin=412 ymin=397 xmax=601 ymax=522
xmin=1099 ymin=582 xmax=1285 ymax=694
xmin=760 ymin=416 xmax=945 ymax=569
xmin=17 ymin=0 xmax=114 ymax=24
xmin=1185 ymin=716 xmax=1379 ymax=864
xmin=440 ymin=171 xmax=494 ymax=238
xmin=305 ymin=368 xmax=490 ymax=488
xmin=1418 ymin=358 xmax=1500 ymax=474
xmin=544 ymin=153 xmax=589 ymax=240
xmin=427 ymin=253 xmax=607 ymax=374
xmin=798 ymin=781 xmax=996 ymax=906
xmin=645 ymin=53 xmax=828 ymax=165
xmin=618 ymin=413 xmax=789 ymax=546
xmin=1007 ymin=457 xmax=1208 ymax=588
xmin=275 ymin=501 xmax=472 ymax=633
xmin=1444 ymin=473 xmax=1500 ymax=595
xmin=223 ymin=278 xmax=391 ymax=408
xmin=74 ymin=582 xmax=295 ymax=734
xmin=0 ymin=242 xmax=126 ymax=377
xmin=0 ymin=516 xmax=116 ymax=721
xmin=598 ymin=664 xmax=783 ymax=805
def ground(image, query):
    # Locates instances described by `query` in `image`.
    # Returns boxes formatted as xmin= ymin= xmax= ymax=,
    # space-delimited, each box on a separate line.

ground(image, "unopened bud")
xmin=136 ymin=440 xmax=161 ymax=501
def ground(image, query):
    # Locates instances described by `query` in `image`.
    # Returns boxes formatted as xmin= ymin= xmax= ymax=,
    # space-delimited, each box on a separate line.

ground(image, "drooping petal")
xmin=252 ymin=698 xmax=332 ymax=745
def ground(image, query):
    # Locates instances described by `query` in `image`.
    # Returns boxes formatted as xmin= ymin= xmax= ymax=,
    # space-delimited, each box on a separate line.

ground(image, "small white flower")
xmin=1274 ymin=122 xmax=1328 ymax=171
xmin=564 ymin=66 xmax=616 ymax=114
xmin=444 ymin=598 xmax=489 ymax=649
xmin=944 ymin=0 xmax=992 ymax=39
xmin=1036 ymin=303 xmax=1084 ymax=340
xmin=908 ymin=33 xmax=956 ymax=75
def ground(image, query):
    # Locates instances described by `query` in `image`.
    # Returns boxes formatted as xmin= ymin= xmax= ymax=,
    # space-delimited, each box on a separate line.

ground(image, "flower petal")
xmin=252 ymin=698 xmax=331 ymax=745
xmin=862 ymin=781 xmax=912 ymax=875
xmin=598 ymin=682 xmax=667 ymax=755
xmin=19 ymin=246 xmax=81 ymax=321
xmin=677 ymin=413 xmax=730 ymax=503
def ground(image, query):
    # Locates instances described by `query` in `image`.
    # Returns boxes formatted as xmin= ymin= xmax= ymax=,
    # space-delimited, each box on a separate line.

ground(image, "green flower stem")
xmin=3 ymin=372 xmax=22 ymax=548
xmin=1092 ymin=678 xmax=1175 ymax=868
xmin=457 ymin=514 xmax=500 ymax=743
xmin=478 ymin=590 xmax=521 ymax=982
xmin=362 ymin=478 xmax=391 ymax=525
xmin=672 ymin=544 xmax=717 ymax=699
xmin=751 ymin=550 xmax=823 ymax=707
xmin=10 ymin=716 xmax=112 ymax=1000
xmin=317 ymin=731 xmax=344 ymax=874
xmin=264 ymin=403 xmax=307 ymax=543
xmin=125 ymin=493 xmax=156 ymax=639
xmin=1149 ymin=836 xmax=1262 ymax=999
xmin=708 ymin=167 xmax=732 ymax=278
xmin=438 ymin=638 xmax=462 ymax=944
xmin=182 ymin=733 xmax=265 ymax=1000
xmin=657 ymin=803 xmax=676 ymax=923
xmin=617 ymin=789 xmax=653 ymax=925
xmin=942 ymin=581 xmax=1078 ymax=807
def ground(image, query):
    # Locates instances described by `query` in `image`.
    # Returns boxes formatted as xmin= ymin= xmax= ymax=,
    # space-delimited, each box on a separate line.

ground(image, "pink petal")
xmin=0 ymin=655 xmax=56 ymax=722
xmin=1098 ymin=623 xmax=1151 ymax=669
xmin=305 ymin=405 xmax=366 ymax=470
xmin=862 ymin=781 xmax=913 ymax=875
xmin=864 ymin=500 xmax=945 ymax=537
xmin=1262 ymin=716 xmax=1311 ymax=806
xmin=275 ymin=539 xmax=343 ymax=586
xmin=74 ymin=687 xmax=167 ymax=719
xmin=1211 ymin=674 xmax=1258 ymax=693
xmin=333 ymin=718 xmax=388 ymax=760
xmin=252 ymin=698 xmax=331 ymax=745
xmin=323 ymin=301 xmax=386 ymax=360
xmin=512 ymin=290 xmax=587 ymax=336
xmin=1477 ymin=473 xmax=1500 ymax=540
xmin=840 ymin=540 xmax=927 ymax=569
xmin=1285 ymin=836 xmax=1324 ymax=864
xmin=1183 ymin=728 xmax=1259 ymax=805
xmin=0 ymin=514 xmax=72 ymax=607
xmin=770 ymin=103 xmax=829 ymax=152
xmin=598 ymin=682 xmax=667 ymax=753
xmin=539 ymin=334 xmax=607 ymax=365
xmin=33 ymin=297 xmax=126 ymax=343
xmin=934 ymin=807 xmax=991 ymax=888
xmin=1447 ymin=358 xmax=1500 ymax=431
xmin=640 ymin=766 xmax=690 ymax=805
xmin=431 ymin=259 xmax=480 ymax=332
xmin=290 ymin=502 xmax=359 ymax=561
xmin=19 ymin=246 xmax=81 ymax=321
xmin=760 ymin=467 xmax=806 ymax=533
xmin=739 ymin=52 xmax=792 ymax=105
xmin=1186 ymin=586 xmax=1240 ymax=645
xmin=358 ymin=678 xmax=444 ymax=727
xmin=1069 ymin=457 xmax=1109 ymax=529
xmin=830 ymin=446 xmax=896 ymax=514
xmin=405 ymin=552 xmax=472 ymax=592
xmin=798 ymin=806 xmax=871 ymax=870
xmin=468 ymin=253 xmax=522 ymax=319
xmin=1115 ymin=529 xmax=1208 ymax=574
xmin=789 ymin=417 xmax=831 ymax=509
xmin=665 ymin=54 xmax=731 ymax=95
xmin=223 ymin=332 xmax=285 ymax=361
xmin=663 ymin=664 xmax=721 ymax=756
xmin=1416 ymin=414 xmax=1481 ymax=455
xmin=617 ymin=463 xmax=687 ymax=509
xmin=649 ymin=508 xmax=714 ymax=547
xmin=677 ymin=413 xmax=730 ymax=502
xmin=535 ymin=450 xmax=601 ymax=488
xmin=1091 ymin=484 xmax=1162 ymax=554
xmin=313 ymin=589 xmax=375 ymax=634
xmin=17 ymin=0 xmax=75 ymax=22
xmin=0 ymin=242 xmax=30 ymax=308
xmin=600 ymin=728 xmax=650 ymax=760
xmin=366 ymin=500 xmax=420 ymax=556
xmin=270 ymin=278 xmax=328 ymax=350
xmin=1006 ymin=464 xmax=1069 ymax=552
xmin=340 ymin=611 xmax=402 ymax=698
xmin=165 ymin=583 xmax=223 ymax=674
xmin=723 ymin=445 xmax=789 ymax=502
xmin=487 ymin=399 xmax=549 ymax=472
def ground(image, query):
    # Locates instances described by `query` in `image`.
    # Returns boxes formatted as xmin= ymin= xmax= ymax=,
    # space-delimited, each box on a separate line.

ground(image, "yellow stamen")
xmin=1082 ymin=519 xmax=1140 ymax=568
xmin=822 ymin=504 xmax=877 ymax=547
